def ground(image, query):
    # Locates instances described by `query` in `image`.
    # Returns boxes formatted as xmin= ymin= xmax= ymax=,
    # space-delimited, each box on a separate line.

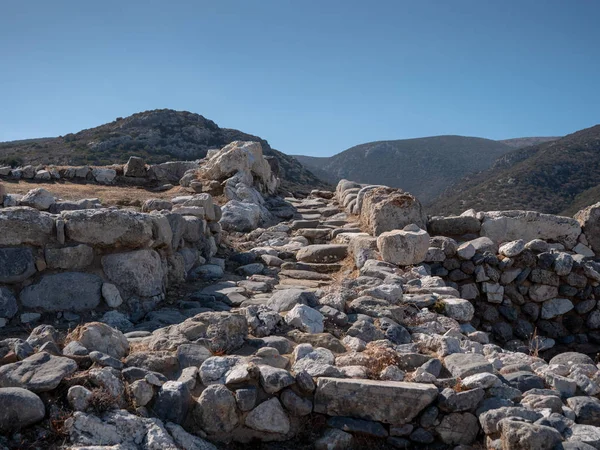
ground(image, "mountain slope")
xmin=499 ymin=136 xmax=559 ymax=149
xmin=0 ymin=109 xmax=329 ymax=193
xmin=293 ymin=136 xmax=516 ymax=203
xmin=430 ymin=125 xmax=600 ymax=215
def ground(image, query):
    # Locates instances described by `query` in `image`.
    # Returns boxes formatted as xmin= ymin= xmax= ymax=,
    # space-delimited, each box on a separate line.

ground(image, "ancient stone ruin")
xmin=1 ymin=142 xmax=600 ymax=449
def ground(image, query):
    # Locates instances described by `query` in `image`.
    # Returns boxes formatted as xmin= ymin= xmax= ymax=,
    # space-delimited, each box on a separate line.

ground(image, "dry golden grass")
xmin=3 ymin=180 xmax=187 ymax=208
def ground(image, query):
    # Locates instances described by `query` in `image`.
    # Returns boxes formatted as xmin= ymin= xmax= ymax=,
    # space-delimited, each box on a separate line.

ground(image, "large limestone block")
xmin=102 ymin=249 xmax=165 ymax=298
xmin=360 ymin=187 xmax=427 ymax=236
xmin=428 ymin=216 xmax=481 ymax=237
xmin=480 ymin=210 xmax=581 ymax=249
xmin=314 ymin=378 xmax=437 ymax=423
xmin=575 ymin=202 xmax=600 ymax=255
xmin=219 ymin=200 xmax=262 ymax=232
xmin=335 ymin=179 xmax=362 ymax=202
xmin=377 ymin=226 xmax=430 ymax=266
xmin=0 ymin=207 xmax=54 ymax=246
xmin=199 ymin=141 xmax=278 ymax=194
xmin=20 ymin=272 xmax=103 ymax=312
xmin=62 ymin=209 xmax=156 ymax=247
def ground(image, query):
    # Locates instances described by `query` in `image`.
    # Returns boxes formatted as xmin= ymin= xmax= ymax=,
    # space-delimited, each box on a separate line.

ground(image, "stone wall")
xmin=335 ymin=179 xmax=600 ymax=355
xmin=0 ymin=156 xmax=199 ymax=186
xmin=0 ymin=194 xmax=222 ymax=329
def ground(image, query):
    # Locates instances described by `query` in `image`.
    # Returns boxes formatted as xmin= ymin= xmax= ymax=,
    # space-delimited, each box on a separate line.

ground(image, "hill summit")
xmin=0 ymin=109 xmax=328 ymax=193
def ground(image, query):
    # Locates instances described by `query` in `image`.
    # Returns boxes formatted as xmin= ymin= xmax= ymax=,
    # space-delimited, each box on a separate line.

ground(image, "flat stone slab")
xmin=314 ymin=377 xmax=437 ymax=424
xmin=296 ymin=245 xmax=348 ymax=264
xmin=444 ymin=353 xmax=494 ymax=378
xmin=0 ymin=352 xmax=78 ymax=392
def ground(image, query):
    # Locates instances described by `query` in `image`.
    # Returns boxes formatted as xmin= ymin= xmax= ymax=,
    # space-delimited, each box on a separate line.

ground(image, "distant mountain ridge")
xmin=430 ymin=125 xmax=600 ymax=216
xmin=0 ymin=109 xmax=329 ymax=193
xmin=293 ymin=135 xmax=524 ymax=204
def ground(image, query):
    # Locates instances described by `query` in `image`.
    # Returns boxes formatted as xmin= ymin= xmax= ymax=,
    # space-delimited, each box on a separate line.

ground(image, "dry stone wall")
xmin=0 ymin=196 xmax=222 ymax=329
xmin=336 ymin=179 xmax=600 ymax=355
xmin=0 ymin=157 xmax=199 ymax=186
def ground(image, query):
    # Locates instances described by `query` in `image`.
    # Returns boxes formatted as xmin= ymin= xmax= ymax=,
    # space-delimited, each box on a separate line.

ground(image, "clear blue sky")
xmin=1 ymin=0 xmax=599 ymax=156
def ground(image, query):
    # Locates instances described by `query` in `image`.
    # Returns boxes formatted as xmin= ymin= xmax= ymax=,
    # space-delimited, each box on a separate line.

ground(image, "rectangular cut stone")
xmin=314 ymin=377 xmax=437 ymax=424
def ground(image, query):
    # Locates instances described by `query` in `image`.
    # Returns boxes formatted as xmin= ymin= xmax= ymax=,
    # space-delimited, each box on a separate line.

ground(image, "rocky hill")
xmin=498 ymin=136 xmax=559 ymax=149
xmin=431 ymin=124 xmax=600 ymax=216
xmin=293 ymin=136 xmax=519 ymax=204
xmin=0 ymin=109 xmax=328 ymax=194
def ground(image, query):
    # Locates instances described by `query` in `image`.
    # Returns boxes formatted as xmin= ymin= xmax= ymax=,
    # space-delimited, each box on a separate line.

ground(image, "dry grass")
xmin=528 ymin=327 xmax=541 ymax=358
xmin=88 ymin=388 xmax=120 ymax=414
xmin=363 ymin=344 xmax=402 ymax=379
xmin=2 ymin=179 xmax=187 ymax=208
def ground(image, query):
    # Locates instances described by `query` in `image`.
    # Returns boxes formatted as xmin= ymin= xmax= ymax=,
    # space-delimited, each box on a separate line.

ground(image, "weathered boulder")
xmin=19 ymin=188 xmax=55 ymax=210
xmin=150 ymin=312 xmax=247 ymax=353
xmin=194 ymin=384 xmax=238 ymax=434
xmin=198 ymin=141 xmax=278 ymax=194
xmin=62 ymin=209 xmax=157 ymax=247
xmin=0 ymin=387 xmax=46 ymax=433
xmin=20 ymin=272 xmax=103 ymax=311
xmin=92 ymin=167 xmax=117 ymax=184
xmin=439 ymin=297 xmax=475 ymax=322
xmin=246 ymin=398 xmax=290 ymax=434
xmin=102 ymin=249 xmax=165 ymax=298
xmin=45 ymin=244 xmax=94 ymax=270
xmin=314 ymin=378 xmax=437 ymax=423
xmin=75 ymin=322 xmax=130 ymax=359
xmin=66 ymin=409 xmax=179 ymax=448
xmin=220 ymin=200 xmax=262 ymax=232
xmin=498 ymin=419 xmax=563 ymax=450
xmin=285 ymin=304 xmax=325 ymax=333
xmin=377 ymin=225 xmax=430 ymax=266
xmin=123 ymin=156 xmax=146 ymax=177
xmin=576 ymin=202 xmax=600 ymax=254
xmin=444 ymin=353 xmax=493 ymax=378
xmin=359 ymin=186 xmax=427 ymax=236
xmin=480 ymin=210 xmax=581 ymax=249
xmin=0 ymin=247 xmax=36 ymax=283
xmin=142 ymin=198 xmax=173 ymax=212
xmin=0 ymin=352 xmax=77 ymax=392
xmin=0 ymin=207 xmax=54 ymax=246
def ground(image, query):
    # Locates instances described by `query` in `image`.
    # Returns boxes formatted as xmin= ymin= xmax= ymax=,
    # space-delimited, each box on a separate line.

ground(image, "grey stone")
xmin=76 ymin=322 xmax=129 ymax=359
xmin=245 ymin=398 xmax=290 ymax=434
xmin=436 ymin=412 xmax=479 ymax=445
xmin=194 ymin=384 xmax=238 ymax=434
xmin=102 ymin=249 xmax=165 ymax=298
xmin=0 ymin=352 xmax=77 ymax=392
xmin=444 ymin=353 xmax=494 ymax=378
xmin=0 ymin=247 xmax=36 ymax=283
xmin=296 ymin=244 xmax=348 ymax=263
xmin=20 ymin=272 xmax=102 ymax=312
xmin=314 ymin=377 xmax=437 ymax=424
xmin=0 ymin=387 xmax=45 ymax=433
xmin=259 ymin=365 xmax=294 ymax=394
xmin=45 ymin=244 xmax=94 ymax=270
xmin=153 ymin=381 xmax=192 ymax=425
xmin=0 ymin=287 xmax=18 ymax=319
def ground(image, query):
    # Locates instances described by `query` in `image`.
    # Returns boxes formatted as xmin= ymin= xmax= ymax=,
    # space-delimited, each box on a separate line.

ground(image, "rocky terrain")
xmin=1 ymin=141 xmax=600 ymax=449
xmin=293 ymin=135 xmax=558 ymax=204
xmin=432 ymin=125 xmax=600 ymax=216
xmin=0 ymin=109 xmax=329 ymax=195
